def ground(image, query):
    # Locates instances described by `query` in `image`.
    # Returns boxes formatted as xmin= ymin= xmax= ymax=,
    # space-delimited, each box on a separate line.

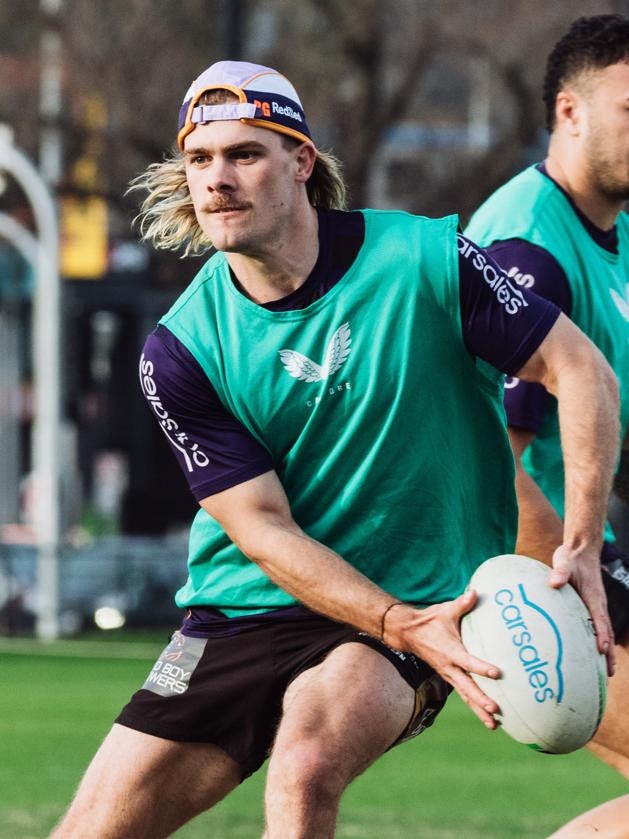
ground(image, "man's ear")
xmin=294 ymin=142 xmax=317 ymax=183
xmin=555 ymin=88 xmax=582 ymax=136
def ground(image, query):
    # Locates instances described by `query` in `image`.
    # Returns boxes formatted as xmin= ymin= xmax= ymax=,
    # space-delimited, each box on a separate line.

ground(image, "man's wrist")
xmin=381 ymin=601 xmax=417 ymax=649
xmin=558 ymin=534 xmax=604 ymax=561
xmin=380 ymin=601 xmax=404 ymax=642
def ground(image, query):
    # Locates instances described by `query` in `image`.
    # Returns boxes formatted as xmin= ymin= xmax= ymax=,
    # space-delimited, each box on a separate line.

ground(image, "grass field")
xmin=1 ymin=637 xmax=627 ymax=839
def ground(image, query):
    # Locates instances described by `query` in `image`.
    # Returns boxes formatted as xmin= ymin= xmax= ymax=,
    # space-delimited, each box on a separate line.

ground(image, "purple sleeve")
xmin=484 ymin=240 xmax=572 ymax=314
xmin=139 ymin=325 xmax=274 ymax=500
xmin=457 ymin=235 xmax=561 ymax=376
xmin=485 ymin=239 xmax=572 ymax=433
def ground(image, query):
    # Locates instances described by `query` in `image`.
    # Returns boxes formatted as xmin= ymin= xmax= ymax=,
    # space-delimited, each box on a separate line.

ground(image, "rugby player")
xmin=466 ymin=14 xmax=629 ymax=836
xmin=51 ymin=60 xmax=618 ymax=838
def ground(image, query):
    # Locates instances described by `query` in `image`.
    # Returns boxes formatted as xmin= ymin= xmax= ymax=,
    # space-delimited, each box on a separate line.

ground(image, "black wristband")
xmin=380 ymin=601 xmax=405 ymax=642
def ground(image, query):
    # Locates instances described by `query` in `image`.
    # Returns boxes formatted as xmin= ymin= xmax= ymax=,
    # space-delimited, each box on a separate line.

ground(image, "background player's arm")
xmin=516 ymin=312 xmax=620 ymax=663
xmin=508 ymin=426 xmax=563 ymax=564
xmin=199 ymin=473 xmax=501 ymax=728
xmin=482 ymin=239 xmax=579 ymax=560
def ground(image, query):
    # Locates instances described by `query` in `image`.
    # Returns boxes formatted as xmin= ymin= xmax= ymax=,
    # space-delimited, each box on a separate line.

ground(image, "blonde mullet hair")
xmin=129 ymin=130 xmax=348 ymax=256
xmin=128 ymin=156 xmax=210 ymax=257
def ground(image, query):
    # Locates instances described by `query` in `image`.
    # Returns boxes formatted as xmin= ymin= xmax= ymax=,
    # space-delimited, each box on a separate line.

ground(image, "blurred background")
xmin=0 ymin=0 xmax=628 ymax=640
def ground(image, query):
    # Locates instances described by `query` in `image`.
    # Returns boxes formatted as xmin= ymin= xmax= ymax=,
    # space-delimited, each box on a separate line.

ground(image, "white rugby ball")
xmin=461 ymin=554 xmax=607 ymax=754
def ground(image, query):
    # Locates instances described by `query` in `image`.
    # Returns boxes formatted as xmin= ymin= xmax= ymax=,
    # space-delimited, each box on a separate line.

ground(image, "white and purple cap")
xmin=177 ymin=60 xmax=313 ymax=150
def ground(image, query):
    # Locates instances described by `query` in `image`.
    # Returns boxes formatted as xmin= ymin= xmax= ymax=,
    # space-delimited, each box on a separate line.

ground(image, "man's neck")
xmin=225 ymin=204 xmax=319 ymax=305
xmin=545 ymin=149 xmax=623 ymax=231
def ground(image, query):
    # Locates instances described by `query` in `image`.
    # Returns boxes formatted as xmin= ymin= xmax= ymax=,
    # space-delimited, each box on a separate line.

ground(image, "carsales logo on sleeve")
xmin=458 ymin=236 xmax=529 ymax=315
xmin=139 ymin=353 xmax=210 ymax=472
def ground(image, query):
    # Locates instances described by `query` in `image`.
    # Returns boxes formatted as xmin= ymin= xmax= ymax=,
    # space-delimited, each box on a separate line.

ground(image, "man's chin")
xmin=211 ymin=236 xmax=247 ymax=254
xmin=600 ymin=175 xmax=629 ymax=202
xmin=602 ymin=181 xmax=629 ymax=201
xmin=204 ymin=228 xmax=246 ymax=254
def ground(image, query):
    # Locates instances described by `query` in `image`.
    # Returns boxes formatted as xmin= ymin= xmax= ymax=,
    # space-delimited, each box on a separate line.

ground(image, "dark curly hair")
xmin=543 ymin=14 xmax=629 ymax=132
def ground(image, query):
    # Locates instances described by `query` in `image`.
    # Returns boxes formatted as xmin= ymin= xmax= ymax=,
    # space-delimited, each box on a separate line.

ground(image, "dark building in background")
xmin=64 ymin=248 xmax=202 ymax=537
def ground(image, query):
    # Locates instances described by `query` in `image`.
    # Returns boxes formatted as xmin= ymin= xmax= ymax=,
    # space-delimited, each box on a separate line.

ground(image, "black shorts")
xmin=601 ymin=542 xmax=629 ymax=640
xmin=116 ymin=611 xmax=450 ymax=778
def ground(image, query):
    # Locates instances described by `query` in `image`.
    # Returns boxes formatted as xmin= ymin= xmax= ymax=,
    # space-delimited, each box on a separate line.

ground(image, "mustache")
xmin=201 ymin=198 xmax=252 ymax=213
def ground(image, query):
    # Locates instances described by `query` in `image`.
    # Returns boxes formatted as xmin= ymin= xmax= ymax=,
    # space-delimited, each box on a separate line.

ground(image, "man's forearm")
xmin=513 ymin=466 xmax=563 ymax=565
xmin=234 ymin=518 xmax=397 ymax=639
xmin=515 ymin=318 xmax=620 ymax=663
xmin=201 ymin=471 xmax=503 ymax=725
xmin=542 ymin=341 xmax=620 ymax=555
xmin=516 ymin=316 xmax=620 ymax=556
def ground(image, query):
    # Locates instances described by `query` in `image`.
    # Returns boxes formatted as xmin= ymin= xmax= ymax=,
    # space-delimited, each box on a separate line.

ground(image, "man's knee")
xmin=267 ymin=735 xmax=348 ymax=800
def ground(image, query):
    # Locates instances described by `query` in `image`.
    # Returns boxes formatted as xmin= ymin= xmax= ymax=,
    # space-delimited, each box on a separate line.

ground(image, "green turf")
xmin=1 ymin=642 xmax=626 ymax=838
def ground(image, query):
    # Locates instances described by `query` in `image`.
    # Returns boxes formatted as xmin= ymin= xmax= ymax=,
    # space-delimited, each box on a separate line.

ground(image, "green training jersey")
xmin=466 ymin=165 xmax=629 ymax=537
xmin=160 ymin=210 xmax=517 ymax=615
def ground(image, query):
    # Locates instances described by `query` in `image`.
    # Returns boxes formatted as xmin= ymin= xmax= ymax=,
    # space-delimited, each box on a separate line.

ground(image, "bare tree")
xmin=258 ymin=0 xmax=618 ymax=217
xmin=0 ymin=0 xmax=622 ymax=226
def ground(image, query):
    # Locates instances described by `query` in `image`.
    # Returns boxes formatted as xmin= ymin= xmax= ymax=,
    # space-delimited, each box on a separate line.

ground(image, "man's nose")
xmin=205 ymin=158 xmax=235 ymax=191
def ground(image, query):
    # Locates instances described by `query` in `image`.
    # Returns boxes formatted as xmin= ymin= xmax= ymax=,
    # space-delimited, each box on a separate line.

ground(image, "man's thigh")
xmin=50 ymin=724 xmax=241 ymax=839
xmin=115 ymin=614 xmax=377 ymax=778
xmin=272 ymin=640 xmax=450 ymax=781
xmin=547 ymin=794 xmax=629 ymax=838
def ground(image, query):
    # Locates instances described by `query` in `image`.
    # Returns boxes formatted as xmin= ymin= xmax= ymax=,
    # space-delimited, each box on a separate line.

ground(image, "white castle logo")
xmin=279 ymin=322 xmax=352 ymax=382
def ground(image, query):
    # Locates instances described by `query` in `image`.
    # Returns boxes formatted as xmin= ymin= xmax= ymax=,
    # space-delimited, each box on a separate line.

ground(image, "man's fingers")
xmin=412 ymin=593 xmax=502 ymax=727
xmin=453 ymin=600 xmax=501 ymax=679
xmin=549 ymin=569 xmax=570 ymax=588
xmin=590 ymin=610 xmax=615 ymax=675
xmin=548 ymin=552 xmax=615 ymax=674
xmin=549 ymin=562 xmax=571 ymax=588
xmin=464 ymin=653 xmax=501 ymax=680
xmin=449 ymin=670 xmax=500 ymax=728
xmin=443 ymin=645 xmax=502 ymax=727
xmin=450 ymin=592 xmax=502 ymax=715
xmin=606 ymin=642 xmax=616 ymax=677
xmin=549 ymin=546 xmax=574 ymax=588
xmin=452 ymin=588 xmax=478 ymax=617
